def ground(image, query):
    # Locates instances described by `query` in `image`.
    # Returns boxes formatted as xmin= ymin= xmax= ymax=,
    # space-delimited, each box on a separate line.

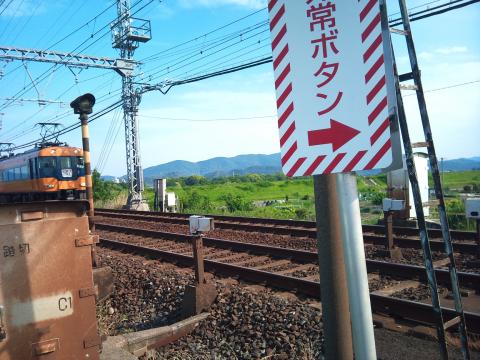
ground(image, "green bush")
xmin=294 ymin=208 xmax=308 ymax=219
xmin=220 ymin=193 xmax=253 ymax=212
xmin=236 ymin=184 xmax=255 ymax=192
xmin=181 ymin=191 xmax=213 ymax=212
xmin=256 ymin=181 xmax=272 ymax=188
xmin=184 ymin=175 xmax=208 ymax=186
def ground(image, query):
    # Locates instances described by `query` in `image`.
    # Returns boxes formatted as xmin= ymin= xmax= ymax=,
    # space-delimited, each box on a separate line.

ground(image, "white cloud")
xmin=135 ymin=83 xmax=279 ymax=169
xmin=179 ymin=0 xmax=267 ymax=10
xmin=415 ymin=46 xmax=470 ymax=64
xmin=401 ymin=60 xmax=480 ymax=159
xmin=418 ymin=51 xmax=433 ymax=61
xmin=435 ymin=46 xmax=468 ymax=55
xmin=0 ymin=0 xmax=47 ymax=17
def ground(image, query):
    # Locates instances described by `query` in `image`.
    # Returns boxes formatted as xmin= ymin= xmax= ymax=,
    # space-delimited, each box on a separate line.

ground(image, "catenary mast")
xmin=112 ymin=0 xmax=151 ymax=209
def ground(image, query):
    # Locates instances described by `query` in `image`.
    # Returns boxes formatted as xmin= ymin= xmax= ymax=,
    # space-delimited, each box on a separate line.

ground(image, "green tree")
xmin=220 ymin=193 xmax=253 ymax=212
xmin=182 ymin=191 xmax=213 ymax=212
xmin=92 ymin=169 xmax=123 ymax=202
xmin=184 ymin=175 xmax=207 ymax=186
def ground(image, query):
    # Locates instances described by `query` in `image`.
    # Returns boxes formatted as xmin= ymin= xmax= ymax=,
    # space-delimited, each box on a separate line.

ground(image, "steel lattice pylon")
xmin=113 ymin=0 xmax=151 ymax=209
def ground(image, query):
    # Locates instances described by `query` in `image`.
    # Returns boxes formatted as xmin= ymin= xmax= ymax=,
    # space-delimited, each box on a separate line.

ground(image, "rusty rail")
xmin=99 ymin=237 xmax=480 ymax=334
xmin=96 ymin=209 xmax=476 ymax=243
xmin=95 ymin=223 xmax=480 ymax=289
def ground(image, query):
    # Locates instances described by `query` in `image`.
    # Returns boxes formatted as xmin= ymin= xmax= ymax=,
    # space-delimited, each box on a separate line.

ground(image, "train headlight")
xmin=80 ymin=182 xmax=86 ymax=187
xmin=45 ymin=184 xmax=55 ymax=189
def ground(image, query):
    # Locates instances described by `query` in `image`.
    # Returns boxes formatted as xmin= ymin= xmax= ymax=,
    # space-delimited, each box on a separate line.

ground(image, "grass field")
xmin=433 ymin=170 xmax=480 ymax=193
xmin=142 ymin=175 xmax=388 ymax=223
xmin=100 ymin=170 xmax=480 ymax=229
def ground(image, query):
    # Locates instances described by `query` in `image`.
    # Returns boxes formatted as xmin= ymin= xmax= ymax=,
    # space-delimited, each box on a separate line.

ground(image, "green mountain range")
xmin=104 ymin=154 xmax=480 ymax=183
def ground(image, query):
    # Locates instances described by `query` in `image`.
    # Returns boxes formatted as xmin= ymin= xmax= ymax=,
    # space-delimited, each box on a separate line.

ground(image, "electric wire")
xmin=10 ymin=99 xmax=124 ymax=151
xmin=140 ymin=7 xmax=267 ymax=62
xmin=96 ymin=107 xmax=123 ymax=173
xmin=402 ymin=79 xmax=480 ymax=97
xmin=0 ymin=0 xmax=149 ymax=111
xmin=138 ymin=114 xmax=276 ymax=122
xmin=0 ymin=0 xmax=15 ymax=16
xmin=0 ymin=1 xmax=116 ymax=80
xmin=0 ymin=0 xmax=26 ymax=40
xmin=99 ymin=116 xmax=123 ymax=174
xmin=96 ymin=107 xmax=121 ymax=171
xmin=389 ymin=0 xmax=480 ymax=26
xmin=4 ymin=0 xmax=479 ymax=150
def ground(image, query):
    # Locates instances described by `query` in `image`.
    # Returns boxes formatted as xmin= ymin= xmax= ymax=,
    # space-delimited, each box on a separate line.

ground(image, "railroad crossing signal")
xmin=267 ymin=0 xmax=402 ymax=176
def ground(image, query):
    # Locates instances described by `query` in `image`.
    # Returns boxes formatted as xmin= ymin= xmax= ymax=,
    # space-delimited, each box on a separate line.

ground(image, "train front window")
xmin=38 ymin=157 xmax=57 ymax=178
xmin=59 ymin=157 xmax=74 ymax=178
xmin=77 ymin=157 xmax=85 ymax=176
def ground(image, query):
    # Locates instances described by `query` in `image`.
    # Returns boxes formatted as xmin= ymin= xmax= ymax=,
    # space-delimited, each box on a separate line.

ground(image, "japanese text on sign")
xmin=267 ymin=0 xmax=401 ymax=176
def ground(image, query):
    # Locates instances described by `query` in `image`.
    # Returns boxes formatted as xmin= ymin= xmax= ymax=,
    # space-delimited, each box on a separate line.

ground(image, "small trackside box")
xmin=382 ymin=198 xmax=406 ymax=212
xmin=189 ymin=215 xmax=214 ymax=234
xmin=465 ymin=198 xmax=480 ymax=219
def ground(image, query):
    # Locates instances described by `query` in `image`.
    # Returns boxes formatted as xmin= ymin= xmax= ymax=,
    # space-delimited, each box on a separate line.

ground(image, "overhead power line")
xmin=0 ymin=0 xmax=149 ymax=111
xmin=403 ymin=79 xmax=480 ymax=96
xmin=4 ymin=0 xmax=479 ymax=151
xmin=0 ymin=0 xmax=15 ymax=16
xmin=9 ymin=99 xmax=124 ymax=151
xmin=389 ymin=0 xmax=480 ymax=26
xmin=138 ymin=114 xmax=276 ymax=122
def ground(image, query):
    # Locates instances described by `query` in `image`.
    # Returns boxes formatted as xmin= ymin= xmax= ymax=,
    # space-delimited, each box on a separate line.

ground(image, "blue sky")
xmin=0 ymin=0 xmax=479 ymax=176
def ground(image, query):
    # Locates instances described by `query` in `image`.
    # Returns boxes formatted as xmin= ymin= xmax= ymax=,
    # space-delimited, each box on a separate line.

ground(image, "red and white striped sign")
xmin=268 ymin=0 xmax=400 ymax=176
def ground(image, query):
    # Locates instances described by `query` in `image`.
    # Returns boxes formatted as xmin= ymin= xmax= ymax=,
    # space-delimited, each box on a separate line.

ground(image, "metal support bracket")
xmin=0 ymin=306 xmax=6 ymax=341
xmin=79 ymin=285 xmax=98 ymax=298
xmin=75 ymin=235 xmax=99 ymax=247
xmin=83 ymin=334 xmax=102 ymax=349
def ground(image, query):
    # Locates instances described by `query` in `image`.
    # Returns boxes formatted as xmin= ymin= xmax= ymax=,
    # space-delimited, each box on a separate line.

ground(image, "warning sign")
xmin=268 ymin=0 xmax=401 ymax=176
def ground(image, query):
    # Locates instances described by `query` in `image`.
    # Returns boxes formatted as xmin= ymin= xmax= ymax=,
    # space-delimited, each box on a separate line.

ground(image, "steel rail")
xmin=99 ymin=237 xmax=480 ymax=334
xmin=95 ymin=223 xmax=480 ymax=289
xmin=95 ymin=212 xmax=478 ymax=255
xmin=95 ymin=208 xmax=477 ymax=240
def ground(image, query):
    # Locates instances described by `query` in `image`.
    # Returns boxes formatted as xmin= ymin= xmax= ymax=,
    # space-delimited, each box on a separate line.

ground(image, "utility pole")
xmin=112 ymin=0 xmax=151 ymax=210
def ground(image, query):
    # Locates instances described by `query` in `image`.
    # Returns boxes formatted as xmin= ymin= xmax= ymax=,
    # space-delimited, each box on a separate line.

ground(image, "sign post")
xmin=336 ymin=173 xmax=376 ymax=359
xmin=313 ymin=174 xmax=353 ymax=359
xmin=267 ymin=0 xmax=401 ymax=358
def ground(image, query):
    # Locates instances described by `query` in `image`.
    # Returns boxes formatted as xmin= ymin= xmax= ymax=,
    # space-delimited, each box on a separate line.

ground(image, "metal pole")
xmin=80 ymin=112 xmax=95 ymax=231
xmin=336 ymin=172 xmax=376 ymax=360
xmin=313 ymin=174 xmax=353 ymax=360
xmin=476 ymin=219 xmax=480 ymax=259
xmin=153 ymin=179 xmax=159 ymax=212
xmin=192 ymin=235 xmax=205 ymax=285
xmin=384 ymin=211 xmax=394 ymax=251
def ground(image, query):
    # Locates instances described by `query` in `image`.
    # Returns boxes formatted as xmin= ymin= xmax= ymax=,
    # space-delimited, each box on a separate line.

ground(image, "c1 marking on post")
xmin=268 ymin=0 xmax=401 ymax=176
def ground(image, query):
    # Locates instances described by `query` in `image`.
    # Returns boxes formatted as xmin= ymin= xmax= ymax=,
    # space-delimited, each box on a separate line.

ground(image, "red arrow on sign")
xmin=308 ymin=119 xmax=360 ymax=151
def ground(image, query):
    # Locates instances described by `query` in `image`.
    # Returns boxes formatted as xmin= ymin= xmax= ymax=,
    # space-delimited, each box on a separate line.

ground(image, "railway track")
xmin=96 ymin=208 xmax=477 ymax=239
xmin=96 ymin=223 xmax=479 ymax=287
xmin=99 ymin=239 xmax=480 ymax=335
xmin=95 ymin=223 xmax=480 ymax=334
xmin=95 ymin=209 xmax=479 ymax=255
